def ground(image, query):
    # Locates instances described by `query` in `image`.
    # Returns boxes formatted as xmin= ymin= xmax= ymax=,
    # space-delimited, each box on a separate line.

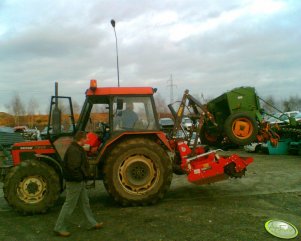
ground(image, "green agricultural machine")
xmin=200 ymin=86 xmax=264 ymax=146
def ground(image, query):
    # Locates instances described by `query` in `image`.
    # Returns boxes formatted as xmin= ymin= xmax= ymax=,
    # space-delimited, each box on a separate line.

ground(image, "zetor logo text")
xmin=20 ymin=146 xmax=34 ymax=150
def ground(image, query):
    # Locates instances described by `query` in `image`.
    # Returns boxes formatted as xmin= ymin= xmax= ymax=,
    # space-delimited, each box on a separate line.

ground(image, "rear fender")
xmin=99 ymin=132 xmax=172 ymax=162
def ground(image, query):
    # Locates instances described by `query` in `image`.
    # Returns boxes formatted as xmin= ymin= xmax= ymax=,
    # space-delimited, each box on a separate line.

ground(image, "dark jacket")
xmin=63 ymin=141 xmax=89 ymax=182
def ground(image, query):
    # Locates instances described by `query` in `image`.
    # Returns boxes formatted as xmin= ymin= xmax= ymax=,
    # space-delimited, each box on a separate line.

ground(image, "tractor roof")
xmin=86 ymin=87 xmax=155 ymax=96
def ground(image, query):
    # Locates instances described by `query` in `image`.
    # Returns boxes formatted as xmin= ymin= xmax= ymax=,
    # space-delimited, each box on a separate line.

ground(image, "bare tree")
xmin=154 ymin=93 xmax=169 ymax=117
xmin=27 ymin=97 xmax=40 ymax=128
xmin=27 ymin=97 xmax=39 ymax=115
xmin=281 ymin=95 xmax=301 ymax=112
xmin=5 ymin=93 xmax=25 ymax=126
xmin=72 ymin=100 xmax=81 ymax=114
xmin=260 ymin=95 xmax=279 ymax=114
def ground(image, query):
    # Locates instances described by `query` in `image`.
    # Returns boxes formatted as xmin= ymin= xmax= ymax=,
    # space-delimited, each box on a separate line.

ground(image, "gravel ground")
xmin=0 ymin=150 xmax=300 ymax=241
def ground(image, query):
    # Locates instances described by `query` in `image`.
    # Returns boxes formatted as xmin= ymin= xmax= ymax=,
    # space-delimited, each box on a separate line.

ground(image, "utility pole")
xmin=167 ymin=74 xmax=177 ymax=103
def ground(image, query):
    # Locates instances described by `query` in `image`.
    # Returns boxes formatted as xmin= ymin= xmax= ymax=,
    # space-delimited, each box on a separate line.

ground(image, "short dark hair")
xmin=74 ymin=131 xmax=86 ymax=141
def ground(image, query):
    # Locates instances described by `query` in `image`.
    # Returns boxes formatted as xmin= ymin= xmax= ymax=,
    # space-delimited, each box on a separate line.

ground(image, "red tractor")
xmin=0 ymin=80 xmax=253 ymax=214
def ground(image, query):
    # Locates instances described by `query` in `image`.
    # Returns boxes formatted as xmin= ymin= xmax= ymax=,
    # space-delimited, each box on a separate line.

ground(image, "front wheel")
xmin=224 ymin=112 xmax=258 ymax=145
xmin=103 ymin=138 xmax=172 ymax=206
xmin=3 ymin=159 xmax=60 ymax=214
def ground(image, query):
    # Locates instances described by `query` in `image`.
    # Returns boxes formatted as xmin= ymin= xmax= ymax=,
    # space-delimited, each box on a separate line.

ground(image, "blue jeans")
xmin=54 ymin=181 xmax=97 ymax=232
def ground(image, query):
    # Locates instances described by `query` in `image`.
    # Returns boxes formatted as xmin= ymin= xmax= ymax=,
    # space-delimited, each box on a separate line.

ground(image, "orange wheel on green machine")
xmin=224 ymin=112 xmax=258 ymax=145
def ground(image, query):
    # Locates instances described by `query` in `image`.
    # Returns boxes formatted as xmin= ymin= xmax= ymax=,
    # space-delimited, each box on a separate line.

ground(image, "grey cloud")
xmin=1 ymin=0 xmax=301 ymax=112
xmin=1 ymin=26 xmax=105 ymax=60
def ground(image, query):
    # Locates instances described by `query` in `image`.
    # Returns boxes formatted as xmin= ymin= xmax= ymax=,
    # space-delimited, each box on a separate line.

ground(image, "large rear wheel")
xmin=224 ymin=112 xmax=258 ymax=145
xmin=3 ymin=159 xmax=60 ymax=214
xmin=103 ymin=138 xmax=172 ymax=206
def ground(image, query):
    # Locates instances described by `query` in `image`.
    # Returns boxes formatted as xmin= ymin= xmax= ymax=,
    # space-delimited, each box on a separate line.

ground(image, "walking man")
xmin=54 ymin=131 xmax=103 ymax=237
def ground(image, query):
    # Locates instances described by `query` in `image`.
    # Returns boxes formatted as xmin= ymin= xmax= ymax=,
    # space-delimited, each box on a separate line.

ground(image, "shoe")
xmin=54 ymin=231 xmax=71 ymax=237
xmin=94 ymin=222 xmax=104 ymax=229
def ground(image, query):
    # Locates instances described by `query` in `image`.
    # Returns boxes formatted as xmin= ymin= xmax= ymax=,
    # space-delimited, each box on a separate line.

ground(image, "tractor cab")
xmin=78 ymin=79 xmax=159 ymax=135
xmin=48 ymin=80 xmax=161 ymax=160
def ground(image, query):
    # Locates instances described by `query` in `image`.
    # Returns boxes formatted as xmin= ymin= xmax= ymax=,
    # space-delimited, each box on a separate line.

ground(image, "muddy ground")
xmin=0 ymin=150 xmax=300 ymax=241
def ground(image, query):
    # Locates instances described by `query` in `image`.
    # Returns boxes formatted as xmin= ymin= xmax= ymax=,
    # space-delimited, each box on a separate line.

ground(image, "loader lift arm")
xmin=168 ymin=89 xmax=216 ymax=155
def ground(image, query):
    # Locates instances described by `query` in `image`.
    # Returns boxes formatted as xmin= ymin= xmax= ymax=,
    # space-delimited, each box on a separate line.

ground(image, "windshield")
xmin=113 ymin=96 xmax=158 ymax=131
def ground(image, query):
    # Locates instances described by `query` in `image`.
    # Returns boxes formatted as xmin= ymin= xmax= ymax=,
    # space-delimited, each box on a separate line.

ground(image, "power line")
xmin=167 ymin=74 xmax=177 ymax=104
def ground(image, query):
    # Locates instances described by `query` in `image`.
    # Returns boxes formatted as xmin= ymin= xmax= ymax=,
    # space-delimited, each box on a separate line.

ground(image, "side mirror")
xmin=117 ymin=99 xmax=123 ymax=110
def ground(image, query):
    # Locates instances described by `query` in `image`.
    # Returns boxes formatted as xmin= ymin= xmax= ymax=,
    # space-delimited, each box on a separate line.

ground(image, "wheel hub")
xmin=17 ymin=176 xmax=47 ymax=204
xmin=26 ymin=181 xmax=39 ymax=194
xmin=232 ymin=118 xmax=253 ymax=139
xmin=128 ymin=163 xmax=149 ymax=182
xmin=119 ymin=155 xmax=159 ymax=195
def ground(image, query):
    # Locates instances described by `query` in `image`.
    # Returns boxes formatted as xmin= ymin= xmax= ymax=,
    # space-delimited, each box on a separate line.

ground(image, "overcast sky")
xmin=1 ymin=0 xmax=300 ymax=113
